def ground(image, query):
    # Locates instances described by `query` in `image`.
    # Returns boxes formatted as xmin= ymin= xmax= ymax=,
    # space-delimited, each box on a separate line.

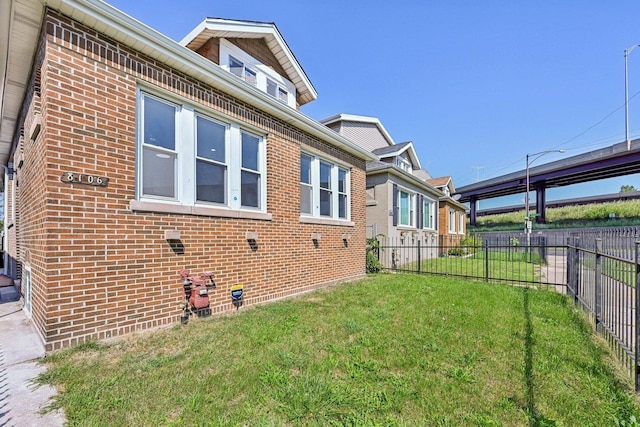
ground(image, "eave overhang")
xmin=0 ymin=0 xmax=376 ymax=168
xmin=367 ymin=163 xmax=442 ymax=198
xmin=180 ymin=17 xmax=317 ymax=106
xmin=320 ymin=113 xmax=396 ymax=147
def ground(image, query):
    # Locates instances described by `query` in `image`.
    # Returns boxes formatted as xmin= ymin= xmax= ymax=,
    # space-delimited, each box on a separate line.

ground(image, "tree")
xmin=620 ymin=185 xmax=636 ymax=193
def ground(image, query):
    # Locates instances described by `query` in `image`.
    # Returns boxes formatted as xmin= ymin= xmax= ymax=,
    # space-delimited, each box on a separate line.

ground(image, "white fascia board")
xmin=319 ymin=113 xmax=396 ymax=146
xmin=369 ymin=165 xmax=442 ymax=198
xmin=180 ymin=18 xmax=317 ymax=103
xmin=377 ymin=142 xmax=422 ymax=170
xmin=180 ymin=18 xmax=275 ymax=45
xmin=31 ymin=0 xmax=373 ymax=162
xmin=403 ymin=142 xmax=422 ymax=170
xmin=0 ymin=0 xmax=13 ymax=121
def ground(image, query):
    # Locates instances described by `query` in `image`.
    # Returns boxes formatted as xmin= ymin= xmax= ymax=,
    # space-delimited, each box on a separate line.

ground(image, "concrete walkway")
xmin=0 ymin=280 xmax=65 ymax=427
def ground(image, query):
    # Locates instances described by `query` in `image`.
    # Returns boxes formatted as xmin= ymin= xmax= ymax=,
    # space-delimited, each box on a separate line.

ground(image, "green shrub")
xmin=366 ymin=236 xmax=384 ymax=273
xmin=448 ymin=247 xmax=465 ymax=256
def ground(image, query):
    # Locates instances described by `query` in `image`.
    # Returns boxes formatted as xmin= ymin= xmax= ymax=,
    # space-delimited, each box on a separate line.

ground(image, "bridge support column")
xmin=535 ymin=183 xmax=546 ymax=224
xmin=469 ymin=197 xmax=477 ymax=226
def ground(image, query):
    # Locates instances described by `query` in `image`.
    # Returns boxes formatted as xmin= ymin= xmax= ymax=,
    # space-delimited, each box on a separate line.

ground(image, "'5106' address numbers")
xmin=60 ymin=172 xmax=109 ymax=187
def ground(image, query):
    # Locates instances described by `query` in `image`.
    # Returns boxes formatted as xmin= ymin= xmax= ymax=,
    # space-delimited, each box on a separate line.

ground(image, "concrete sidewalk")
xmin=0 ymin=283 xmax=66 ymax=426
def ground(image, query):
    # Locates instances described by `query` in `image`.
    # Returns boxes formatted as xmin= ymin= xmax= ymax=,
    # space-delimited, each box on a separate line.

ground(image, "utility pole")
xmin=471 ymin=166 xmax=484 ymax=183
xmin=471 ymin=166 xmax=484 ymax=210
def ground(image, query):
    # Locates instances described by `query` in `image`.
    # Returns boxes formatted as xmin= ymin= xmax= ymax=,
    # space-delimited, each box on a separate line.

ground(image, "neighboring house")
xmin=426 ymin=176 xmax=468 ymax=246
xmin=321 ymin=114 xmax=442 ymax=266
xmin=0 ymin=0 xmax=376 ymax=350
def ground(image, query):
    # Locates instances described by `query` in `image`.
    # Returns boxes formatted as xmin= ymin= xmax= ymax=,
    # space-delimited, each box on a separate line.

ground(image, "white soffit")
xmin=1 ymin=0 xmax=373 ymax=166
xmin=180 ymin=18 xmax=317 ymax=105
xmin=320 ymin=113 xmax=396 ymax=147
xmin=0 ymin=0 xmax=43 ymax=163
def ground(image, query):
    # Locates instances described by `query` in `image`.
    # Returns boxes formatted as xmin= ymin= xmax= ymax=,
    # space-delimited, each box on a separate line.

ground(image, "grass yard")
xmin=39 ymin=274 xmax=640 ymax=426
xmin=470 ymin=199 xmax=640 ymax=231
xmin=415 ymin=250 xmax=542 ymax=283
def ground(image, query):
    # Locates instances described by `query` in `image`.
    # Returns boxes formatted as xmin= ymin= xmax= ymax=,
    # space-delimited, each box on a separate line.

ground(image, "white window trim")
xmin=219 ymin=39 xmax=296 ymax=108
xmin=300 ymin=151 xmax=351 ymax=222
xmin=449 ymin=209 xmax=456 ymax=233
xmin=398 ymin=188 xmax=415 ymax=227
xmin=135 ymin=88 xmax=268 ymax=218
xmin=23 ymin=264 xmax=32 ymax=317
xmin=396 ymin=156 xmax=412 ymax=174
xmin=458 ymin=212 xmax=465 ymax=234
xmin=422 ymin=198 xmax=435 ymax=230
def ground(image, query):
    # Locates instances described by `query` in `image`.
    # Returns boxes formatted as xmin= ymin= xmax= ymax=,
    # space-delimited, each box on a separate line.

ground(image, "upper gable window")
xmin=229 ymin=56 xmax=257 ymax=86
xmin=396 ymin=156 xmax=412 ymax=173
xmin=220 ymin=39 xmax=296 ymax=108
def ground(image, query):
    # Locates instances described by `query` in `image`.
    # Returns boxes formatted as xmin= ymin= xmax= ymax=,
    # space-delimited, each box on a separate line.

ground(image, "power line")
xmin=471 ymin=165 xmax=484 ymax=182
xmin=475 ymin=88 xmax=640 ymax=183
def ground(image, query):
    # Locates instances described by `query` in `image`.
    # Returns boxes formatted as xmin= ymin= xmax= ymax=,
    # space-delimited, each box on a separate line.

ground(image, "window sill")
xmin=299 ymin=216 xmax=354 ymax=227
xmin=130 ymin=200 xmax=273 ymax=221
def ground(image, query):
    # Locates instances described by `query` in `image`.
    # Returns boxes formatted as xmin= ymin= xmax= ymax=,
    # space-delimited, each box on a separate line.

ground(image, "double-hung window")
xmin=138 ymin=91 xmax=265 ymax=212
xmin=141 ymin=95 xmax=178 ymax=198
xmin=398 ymin=189 xmax=415 ymax=227
xmin=241 ymin=131 xmax=261 ymax=208
xmin=458 ymin=212 xmax=465 ymax=234
xmin=220 ymin=39 xmax=296 ymax=108
xmin=300 ymin=153 xmax=350 ymax=220
xmin=229 ymin=55 xmax=257 ymax=86
xmin=449 ymin=209 xmax=456 ymax=233
xmin=422 ymin=198 xmax=433 ymax=229
xmin=195 ymin=114 xmax=227 ymax=204
xmin=396 ymin=156 xmax=412 ymax=173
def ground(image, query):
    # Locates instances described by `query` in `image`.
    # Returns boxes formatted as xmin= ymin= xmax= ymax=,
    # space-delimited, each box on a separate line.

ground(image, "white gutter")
xmin=45 ymin=0 xmax=376 ymax=162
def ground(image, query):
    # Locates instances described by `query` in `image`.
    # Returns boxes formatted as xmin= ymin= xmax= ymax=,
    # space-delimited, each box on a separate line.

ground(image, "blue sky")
xmin=108 ymin=0 xmax=640 ymax=208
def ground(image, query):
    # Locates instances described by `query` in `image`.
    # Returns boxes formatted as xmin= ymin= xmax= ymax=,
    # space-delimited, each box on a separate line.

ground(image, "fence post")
xmin=566 ymin=237 xmax=573 ymax=300
xmin=595 ymin=238 xmax=602 ymax=333
xmin=635 ymin=241 xmax=640 ymax=392
xmin=574 ymin=237 xmax=580 ymax=304
xmin=484 ymin=240 xmax=489 ymax=282
xmin=417 ymin=239 xmax=421 ymax=274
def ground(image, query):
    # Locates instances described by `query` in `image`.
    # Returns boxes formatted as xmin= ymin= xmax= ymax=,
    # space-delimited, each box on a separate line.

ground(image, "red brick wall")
xmin=196 ymin=38 xmax=220 ymax=65
xmin=12 ymin=10 xmax=366 ymax=351
xmin=226 ymin=38 xmax=289 ymax=79
xmin=437 ymin=200 xmax=466 ymax=246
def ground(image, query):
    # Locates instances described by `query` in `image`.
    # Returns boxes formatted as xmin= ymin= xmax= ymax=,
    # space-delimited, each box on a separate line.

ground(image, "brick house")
xmin=321 ymin=114 xmax=442 ymax=266
xmin=0 ymin=0 xmax=376 ymax=350
xmin=425 ymin=176 xmax=468 ymax=246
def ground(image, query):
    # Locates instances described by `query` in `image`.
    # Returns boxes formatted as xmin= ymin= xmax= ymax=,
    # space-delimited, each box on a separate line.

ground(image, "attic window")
xmin=278 ymin=87 xmax=288 ymax=103
xmin=229 ymin=56 xmax=256 ymax=86
xmin=396 ymin=156 xmax=412 ymax=173
xmin=220 ymin=39 xmax=296 ymax=108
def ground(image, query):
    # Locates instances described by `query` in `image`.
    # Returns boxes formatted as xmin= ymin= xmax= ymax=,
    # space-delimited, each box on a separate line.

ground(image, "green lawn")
xmin=470 ymin=199 xmax=640 ymax=232
xmin=39 ymin=274 xmax=640 ymax=426
xmin=401 ymin=250 xmax=542 ymax=283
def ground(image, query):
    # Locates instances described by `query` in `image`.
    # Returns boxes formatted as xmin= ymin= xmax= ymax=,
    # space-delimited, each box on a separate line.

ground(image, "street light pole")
xmin=625 ymin=44 xmax=640 ymax=151
xmin=525 ymin=150 xmax=565 ymax=249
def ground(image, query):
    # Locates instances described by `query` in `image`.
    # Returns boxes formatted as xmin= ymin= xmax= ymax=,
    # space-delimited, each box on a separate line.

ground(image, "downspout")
xmin=1 ymin=165 xmax=11 ymax=275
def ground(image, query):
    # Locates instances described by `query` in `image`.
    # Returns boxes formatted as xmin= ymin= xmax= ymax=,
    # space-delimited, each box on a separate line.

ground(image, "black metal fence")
xmin=374 ymin=228 xmax=640 ymax=389
xmin=376 ymin=235 xmax=566 ymax=287
xmin=567 ymin=236 xmax=640 ymax=385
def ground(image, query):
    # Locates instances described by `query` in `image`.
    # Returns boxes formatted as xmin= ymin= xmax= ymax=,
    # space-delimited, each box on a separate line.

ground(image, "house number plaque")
xmin=61 ymin=172 xmax=109 ymax=187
